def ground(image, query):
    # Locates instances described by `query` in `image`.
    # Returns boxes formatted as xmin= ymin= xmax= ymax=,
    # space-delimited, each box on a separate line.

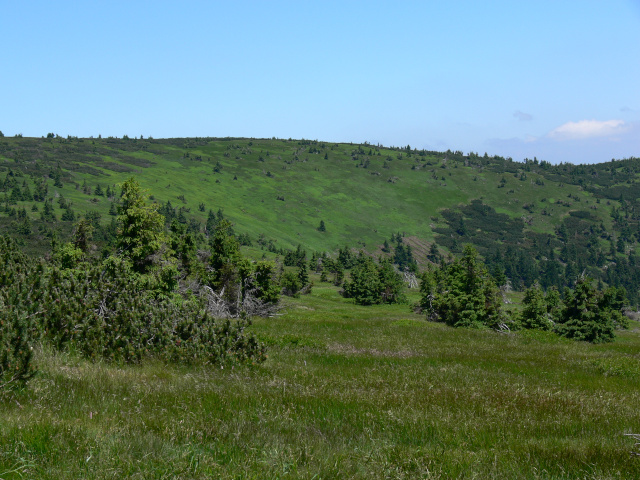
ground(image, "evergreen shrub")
xmin=420 ymin=245 xmax=506 ymax=329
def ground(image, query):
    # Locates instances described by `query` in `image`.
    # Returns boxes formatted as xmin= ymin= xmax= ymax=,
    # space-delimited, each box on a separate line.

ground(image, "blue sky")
xmin=1 ymin=0 xmax=639 ymax=164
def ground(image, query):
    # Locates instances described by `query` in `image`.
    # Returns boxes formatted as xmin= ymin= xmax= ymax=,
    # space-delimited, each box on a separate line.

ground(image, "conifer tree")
xmin=208 ymin=219 xmax=241 ymax=292
xmin=41 ymin=198 xmax=56 ymax=221
xmin=206 ymin=209 xmax=217 ymax=235
xmin=116 ymin=178 xmax=165 ymax=273
xmin=420 ymin=245 xmax=505 ymax=329
xmin=297 ymin=262 xmax=309 ymax=289
xmin=61 ymin=207 xmax=76 ymax=222
xmin=520 ymin=283 xmax=553 ymax=330
xmin=53 ymin=166 xmax=63 ymax=188
xmin=21 ymin=183 xmax=33 ymax=201
xmin=343 ymin=254 xmax=404 ymax=305
xmin=73 ymin=218 xmax=94 ymax=254
xmin=555 ymin=277 xmax=621 ymax=343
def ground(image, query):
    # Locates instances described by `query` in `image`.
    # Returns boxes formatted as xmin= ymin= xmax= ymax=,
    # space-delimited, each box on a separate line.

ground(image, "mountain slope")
xmin=1 ymin=135 xmax=639 ymax=301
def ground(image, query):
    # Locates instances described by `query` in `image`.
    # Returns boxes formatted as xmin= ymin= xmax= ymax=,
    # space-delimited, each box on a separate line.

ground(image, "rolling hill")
xmin=1 ymin=135 xmax=639 ymax=301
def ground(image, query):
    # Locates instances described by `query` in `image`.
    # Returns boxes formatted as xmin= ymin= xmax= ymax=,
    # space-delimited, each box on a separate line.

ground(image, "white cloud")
xmin=548 ymin=119 xmax=627 ymax=140
xmin=486 ymin=121 xmax=640 ymax=164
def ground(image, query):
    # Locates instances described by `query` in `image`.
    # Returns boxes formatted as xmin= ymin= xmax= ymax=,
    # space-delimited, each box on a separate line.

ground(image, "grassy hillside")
xmin=0 ymin=136 xmax=613 ymax=248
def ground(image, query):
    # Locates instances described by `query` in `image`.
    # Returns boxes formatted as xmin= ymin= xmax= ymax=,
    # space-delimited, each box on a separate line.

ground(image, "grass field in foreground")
xmin=1 ymin=279 xmax=640 ymax=479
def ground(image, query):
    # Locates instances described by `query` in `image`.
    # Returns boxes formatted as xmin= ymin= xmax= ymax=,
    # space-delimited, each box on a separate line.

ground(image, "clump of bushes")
xmin=520 ymin=278 xmax=628 ymax=343
xmin=419 ymin=244 xmax=629 ymax=343
xmin=0 ymin=179 xmax=277 ymax=392
xmin=0 ymin=302 xmax=37 ymax=393
xmin=420 ymin=245 xmax=506 ymax=329
xmin=39 ymin=256 xmax=266 ymax=364
xmin=0 ymin=239 xmax=266 ymax=388
xmin=342 ymin=253 xmax=405 ymax=305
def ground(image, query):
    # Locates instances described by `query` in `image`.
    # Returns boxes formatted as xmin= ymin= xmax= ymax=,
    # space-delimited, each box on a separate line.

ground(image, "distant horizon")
xmin=5 ymin=132 xmax=638 ymax=166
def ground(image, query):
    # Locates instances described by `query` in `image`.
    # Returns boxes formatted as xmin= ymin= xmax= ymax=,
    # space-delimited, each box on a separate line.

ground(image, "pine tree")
xmin=21 ymin=183 xmax=33 ymax=201
xmin=297 ymin=263 xmax=309 ymax=289
xmin=337 ymin=246 xmax=354 ymax=269
xmin=116 ymin=178 xmax=166 ymax=273
xmin=206 ymin=209 xmax=217 ymax=235
xmin=61 ymin=207 xmax=76 ymax=222
xmin=208 ymin=219 xmax=241 ymax=291
xmin=53 ymin=167 xmax=63 ymax=188
xmin=41 ymin=198 xmax=57 ymax=221
xmin=342 ymin=254 xmax=404 ymax=305
xmin=16 ymin=215 xmax=31 ymax=235
xmin=9 ymin=185 xmax=22 ymax=203
xmin=34 ymin=181 xmax=48 ymax=202
xmin=420 ymin=245 xmax=505 ymax=329
xmin=343 ymin=255 xmax=381 ymax=305
xmin=73 ymin=218 xmax=94 ymax=253
xmin=520 ymin=283 xmax=553 ymax=330
xmin=334 ymin=263 xmax=344 ymax=286
xmin=555 ymin=277 xmax=616 ymax=343
xmin=377 ymin=257 xmax=405 ymax=304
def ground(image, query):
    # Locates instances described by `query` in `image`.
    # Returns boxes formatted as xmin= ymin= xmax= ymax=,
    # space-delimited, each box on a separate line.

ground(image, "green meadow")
xmin=2 ymin=276 xmax=639 ymax=479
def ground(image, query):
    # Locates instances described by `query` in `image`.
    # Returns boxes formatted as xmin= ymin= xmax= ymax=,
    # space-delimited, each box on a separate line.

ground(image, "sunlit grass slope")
xmin=0 ymin=136 xmax=616 ymax=253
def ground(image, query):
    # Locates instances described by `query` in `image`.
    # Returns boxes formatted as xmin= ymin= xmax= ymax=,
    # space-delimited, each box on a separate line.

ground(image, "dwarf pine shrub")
xmin=0 ymin=237 xmax=38 ymax=392
xmin=0 ymin=235 xmax=266 ymax=371
xmin=0 ymin=301 xmax=36 ymax=393
xmin=39 ymin=256 xmax=266 ymax=364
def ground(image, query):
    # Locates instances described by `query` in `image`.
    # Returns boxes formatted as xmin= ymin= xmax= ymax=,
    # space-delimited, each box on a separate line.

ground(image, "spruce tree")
xmin=61 ymin=208 xmax=75 ymax=222
xmin=53 ymin=167 xmax=63 ymax=188
xmin=41 ymin=198 xmax=57 ymax=221
xmin=555 ymin=278 xmax=624 ymax=343
xmin=73 ymin=218 xmax=94 ymax=253
xmin=21 ymin=183 xmax=33 ymax=201
xmin=343 ymin=255 xmax=381 ymax=305
xmin=420 ymin=245 xmax=505 ymax=329
xmin=520 ymin=283 xmax=553 ymax=330
xmin=116 ymin=178 xmax=165 ymax=273
xmin=297 ymin=263 xmax=309 ymax=289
